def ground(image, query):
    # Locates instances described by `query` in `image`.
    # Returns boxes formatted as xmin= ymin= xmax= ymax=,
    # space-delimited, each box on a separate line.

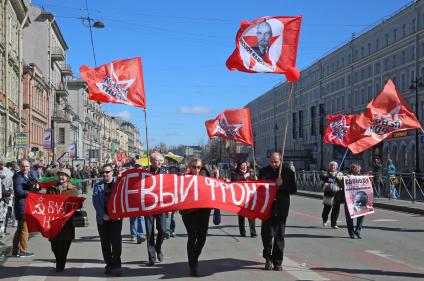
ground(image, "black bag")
xmin=72 ymin=209 xmax=89 ymax=227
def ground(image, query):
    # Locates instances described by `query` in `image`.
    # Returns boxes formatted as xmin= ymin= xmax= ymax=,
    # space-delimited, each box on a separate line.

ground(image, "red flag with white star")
xmin=205 ymin=108 xmax=254 ymax=146
xmin=348 ymin=80 xmax=422 ymax=154
xmin=226 ymin=16 xmax=302 ymax=80
xmin=80 ymin=57 xmax=146 ymax=108
xmin=323 ymin=114 xmax=354 ymax=148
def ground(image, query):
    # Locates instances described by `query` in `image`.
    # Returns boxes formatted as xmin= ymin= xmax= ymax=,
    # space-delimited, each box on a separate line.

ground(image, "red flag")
xmin=25 ymin=193 xmax=84 ymax=239
xmin=348 ymin=80 xmax=422 ymax=154
xmin=80 ymin=57 xmax=146 ymax=108
xmin=323 ymin=114 xmax=354 ymax=147
xmin=226 ymin=16 xmax=302 ymax=78
xmin=205 ymin=108 xmax=254 ymax=146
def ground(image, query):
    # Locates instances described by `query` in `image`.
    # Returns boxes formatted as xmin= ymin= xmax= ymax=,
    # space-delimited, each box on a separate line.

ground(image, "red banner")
xmin=348 ymin=80 xmax=421 ymax=154
xmin=25 ymin=193 xmax=84 ymax=239
xmin=107 ymin=169 xmax=277 ymax=221
xmin=323 ymin=114 xmax=354 ymax=147
xmin=205 ymin=108 xmax=254 ymax=146
xmin=80 ymin=57 xmax=146 ymax=108
xmin=226 ymin=16 xmax=302 ymax=79
xmin=344 ymin=176 xmax=374 ymax=218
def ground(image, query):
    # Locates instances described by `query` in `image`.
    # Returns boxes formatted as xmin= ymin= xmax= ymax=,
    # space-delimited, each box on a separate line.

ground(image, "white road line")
xmin=284 ymin=256 xmax=330 ymax=280
xmin=369 ymin=219 xmax=398 ymax=222
xmin=78 ymin=262 xmax=107 ymax=281
xmin=366 ymin=250 xmax=424 ymax=272
xmin=18 ymin=261 xmax=52 ymax=281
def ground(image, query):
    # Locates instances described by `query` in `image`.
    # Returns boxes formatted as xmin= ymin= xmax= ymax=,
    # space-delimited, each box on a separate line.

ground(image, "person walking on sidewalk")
xmin=259 ymin=152 xmax=297 ymax=271
xmin=231 ymin=160 xmax=257 ymax=238
xmin=320 ymin=161 xmax=344 ymax=229
xmin=46 ymin=168 xmax=80 ymax=271
xmin=145 ymin=152 xmax=167 ymax=266
xmin=93 ymin=164 xmax=122 ymax=276
xmin=12 ymin=160 xmax=37 ymax=258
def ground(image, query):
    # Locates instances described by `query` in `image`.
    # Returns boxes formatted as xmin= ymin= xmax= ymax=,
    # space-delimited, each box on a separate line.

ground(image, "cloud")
xmin=179 ymin=106 xmax=212 ymax=114
xmin=110 ymin=110 xmax=132 ymax=121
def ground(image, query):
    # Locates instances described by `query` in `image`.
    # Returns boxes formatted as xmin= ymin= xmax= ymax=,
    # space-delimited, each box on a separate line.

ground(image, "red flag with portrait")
xmin=80 ymin=57 xmax=146 ymax=108
xmin=348 ymin=80 xmax=422 ymax=154
xmin=205 ymin=108 xmax=254 ymax=146
xmin=226 ymin=16 xmax=302 ymax=80
xmin=323 ymin=114 xmax=354 ymax=147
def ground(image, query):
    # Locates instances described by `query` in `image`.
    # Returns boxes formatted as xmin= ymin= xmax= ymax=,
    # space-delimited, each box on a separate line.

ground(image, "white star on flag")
xmin=214 ymin=114 xmax=243 ymax=139
xmin=96 ymin=62 xmax=135 ymax=102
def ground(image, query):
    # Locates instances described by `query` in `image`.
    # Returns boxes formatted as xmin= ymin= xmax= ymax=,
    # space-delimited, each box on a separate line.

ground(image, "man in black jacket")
xmin=259 ymin=152 xmax=297 ymax=271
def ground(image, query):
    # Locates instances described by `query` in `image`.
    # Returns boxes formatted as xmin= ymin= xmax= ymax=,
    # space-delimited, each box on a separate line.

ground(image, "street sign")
xmin=15 ymin=132 xmax=28 ymax=148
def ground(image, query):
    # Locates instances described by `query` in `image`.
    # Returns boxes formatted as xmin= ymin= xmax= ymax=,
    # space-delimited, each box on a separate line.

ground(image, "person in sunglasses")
xmin=180 ymin=158 xmax=212 ymax=277
xmin=93 ymin=164 xmax=122 ymax=276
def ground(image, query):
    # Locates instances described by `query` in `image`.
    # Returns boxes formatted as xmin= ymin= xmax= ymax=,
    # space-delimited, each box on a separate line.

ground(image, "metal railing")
xmin=295 ymin=170 xmax=424 ymax=203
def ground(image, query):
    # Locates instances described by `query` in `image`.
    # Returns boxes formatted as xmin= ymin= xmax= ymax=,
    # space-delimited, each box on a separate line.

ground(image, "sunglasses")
xmin=191 ymin=166 xmax=201 ymax=169
xmin=101 ymin=170 xmax=113 ymax=174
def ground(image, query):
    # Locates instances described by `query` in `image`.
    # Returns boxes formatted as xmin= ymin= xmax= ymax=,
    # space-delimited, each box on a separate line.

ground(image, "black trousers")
xmin=238 ymin=216 xmax=256 ymax=235
xmin=182 ymin=209 xmax=211 ymax=270
xmin=322 ymin=191 xmax=343 ymax=227
xmin=145 ymin=214 xmax=166 ymax=262
xmin=97 ymin=220 xmax=122 ymax=269
xmin=50 ymin=239 xmax=72 ymax=270
xmin=261 ymin=215 xmax=287 ymax=266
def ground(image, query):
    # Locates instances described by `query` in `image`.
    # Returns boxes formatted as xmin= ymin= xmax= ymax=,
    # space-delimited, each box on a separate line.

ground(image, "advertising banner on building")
xmin=344 ymin=176 xmax=374 ymax=218
xmin=43 ymin=129 xmax=52 ymax=149
xmin=69 ymin=144 xmax=76 ymax=160
xmin=16 ymin=132 xmax=28 ymax=148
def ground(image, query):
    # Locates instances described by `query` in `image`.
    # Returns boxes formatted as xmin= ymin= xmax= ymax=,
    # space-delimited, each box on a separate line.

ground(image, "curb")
xmin=295 ymin=191 xmax=424 ymax=215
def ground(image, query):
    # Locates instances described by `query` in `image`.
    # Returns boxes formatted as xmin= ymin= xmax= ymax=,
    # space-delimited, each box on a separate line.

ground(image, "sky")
xmin=32 ymin=0 xmax=412 ymax=147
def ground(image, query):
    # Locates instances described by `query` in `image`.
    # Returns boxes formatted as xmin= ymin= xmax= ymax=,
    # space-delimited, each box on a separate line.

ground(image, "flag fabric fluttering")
xmin=348 ymin=80 xmax=422 ymax=154
xmin=80 ymin=57 xmax=146 ymax=108
xmin=323 ymin=114 xmax=354 ymax=148
xmin=38 ymin=176 xmax=83 ymax=189
xmin=226 ymin=16 xmax=302 ymax=81
xmin=205 ymin=108 xmax=254 ymax=146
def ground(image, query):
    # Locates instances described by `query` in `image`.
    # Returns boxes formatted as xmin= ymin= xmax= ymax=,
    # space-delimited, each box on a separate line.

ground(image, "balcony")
xmin=51 ymin=46 xmax=65 ymax=62
xmin=55 ymin=83 xmax=69 ymax=98
xmin=58 ymin=62 xmax=72 ymax=76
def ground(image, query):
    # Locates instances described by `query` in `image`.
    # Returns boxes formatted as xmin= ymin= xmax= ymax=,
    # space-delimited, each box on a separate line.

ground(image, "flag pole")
xmin=278 ymin=82 xmax=295 ymax=177
xmin=251 ymin=145 xmax=257 ymax=178
xmin=143 ymin=108 xmax=150 ymax=166
xmin=338 ymin=148 xmax=349 ymax=173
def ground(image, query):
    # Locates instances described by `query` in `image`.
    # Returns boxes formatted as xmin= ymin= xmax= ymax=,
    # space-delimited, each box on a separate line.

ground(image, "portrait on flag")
xmin=344 ymin=176 xmax=374 ymax=218
xmin=80 ymin=57 xmax=146 ymax=108
xmin=226 ymin=16 xmax=302 ymax=75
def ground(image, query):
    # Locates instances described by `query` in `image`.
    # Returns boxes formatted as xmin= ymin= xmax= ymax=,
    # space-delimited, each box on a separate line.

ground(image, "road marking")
xmin=369 ymin=219 xmax=398 ymax=222
xmin=284 ymin=256 xmax=330 ymax=280
xmin=366 ymin=250 xmax=424 ymax=272
xmin=79 ymin=262 xmax=107 ymax=281
xmin=18 ymin=261 xmax=52 ymax=281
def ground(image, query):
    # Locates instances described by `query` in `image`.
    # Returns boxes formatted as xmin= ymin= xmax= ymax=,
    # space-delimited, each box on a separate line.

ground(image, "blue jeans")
xmin=130 ymin=216 xmax=145 ymax=238
xmin=354 ymin=216 xmax=365 ymax=235
xmin=165 ymin=212 xmax=176 ymax=233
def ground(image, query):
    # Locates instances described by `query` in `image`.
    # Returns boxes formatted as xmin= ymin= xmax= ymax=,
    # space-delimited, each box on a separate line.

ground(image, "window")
xmin=411 ymin=70 xmax=415 ymax=81
xmin=402 ymin=24 xmax=406 ymax=37
xmin=342 ymin=57 xmax=345 ymax=66
xmin=368 ymin=86 xmax=372 ymax=101
xmin=348 ymin=54 xmax=352 ymax=64
xmin=385 ymin=33 xmax=389 ymax=46
xmin=375 ymin=62 xmax=381 ymax=74
xmin=361 ymin=89 xmax=366 ymax=104
xmin=292 ymin=113 xmax=297 ymax=139
xmin=393 ymin=29 xmax=397 ymax=41
xmin=299 ymin=111 xmax=304 ymax=138
xmin=384 ymin=58 xmax=389 ymax=71
xmin=310 ymin=106 xmax=316 ymax=136
xmin=412 ymin=46 xmax=415 ymax=60
xmin=58 ymin=128 xmax=65 ymax=144
xmin=361 ymin=46 xmax=365 ymax=58
xmin=401 ymin=73 xmax=405 ymax=91
xmin=412 ymin=18 xmax=416 ymax=33
xmin=392 ymin=55 xmax=396 ymax=68
xmin=368 ymin=43 xmax=371 ymax=55
xmin=402 ymin=50 xmax=406 ymax=64
xmin=376 ymin=38 xmax=380 ymax=50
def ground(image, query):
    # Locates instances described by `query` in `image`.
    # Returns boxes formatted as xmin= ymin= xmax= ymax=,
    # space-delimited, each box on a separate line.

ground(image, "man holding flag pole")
xmin=226 ymin=15 xmax=302 ymax=271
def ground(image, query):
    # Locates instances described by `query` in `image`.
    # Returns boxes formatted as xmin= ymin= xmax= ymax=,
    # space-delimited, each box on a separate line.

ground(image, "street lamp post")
xmin=80 ymin=0 xmax=105 ymax=66
xmin=409 ymin=77 xmax=423 ymax=173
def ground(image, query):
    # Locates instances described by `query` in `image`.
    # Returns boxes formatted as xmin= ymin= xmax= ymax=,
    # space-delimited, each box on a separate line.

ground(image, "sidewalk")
xmin=0 ymin=226 xmax=15 ymax=264
xmin=296 ymin=190 xmax=424 ymax=215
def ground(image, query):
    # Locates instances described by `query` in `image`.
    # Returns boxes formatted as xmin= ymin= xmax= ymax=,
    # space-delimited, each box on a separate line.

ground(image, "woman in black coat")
xmin=231 ymin=161 xmax=257 ymax=237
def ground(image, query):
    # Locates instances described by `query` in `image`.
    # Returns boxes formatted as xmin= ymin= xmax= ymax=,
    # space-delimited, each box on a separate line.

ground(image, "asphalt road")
xmin=1 ymin=194 xmax=423 ymax=281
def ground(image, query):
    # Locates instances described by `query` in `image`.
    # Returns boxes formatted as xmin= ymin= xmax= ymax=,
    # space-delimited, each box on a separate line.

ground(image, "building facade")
xmin=23 ymin=6 xmax=75 ymax=164
xmin=22 ymin=64 xmax=50 ymax=162
xmin=0 ymin=0 xmax=29 ymax=160
xmin=247 ymin=0 xmax=424 ymax=172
